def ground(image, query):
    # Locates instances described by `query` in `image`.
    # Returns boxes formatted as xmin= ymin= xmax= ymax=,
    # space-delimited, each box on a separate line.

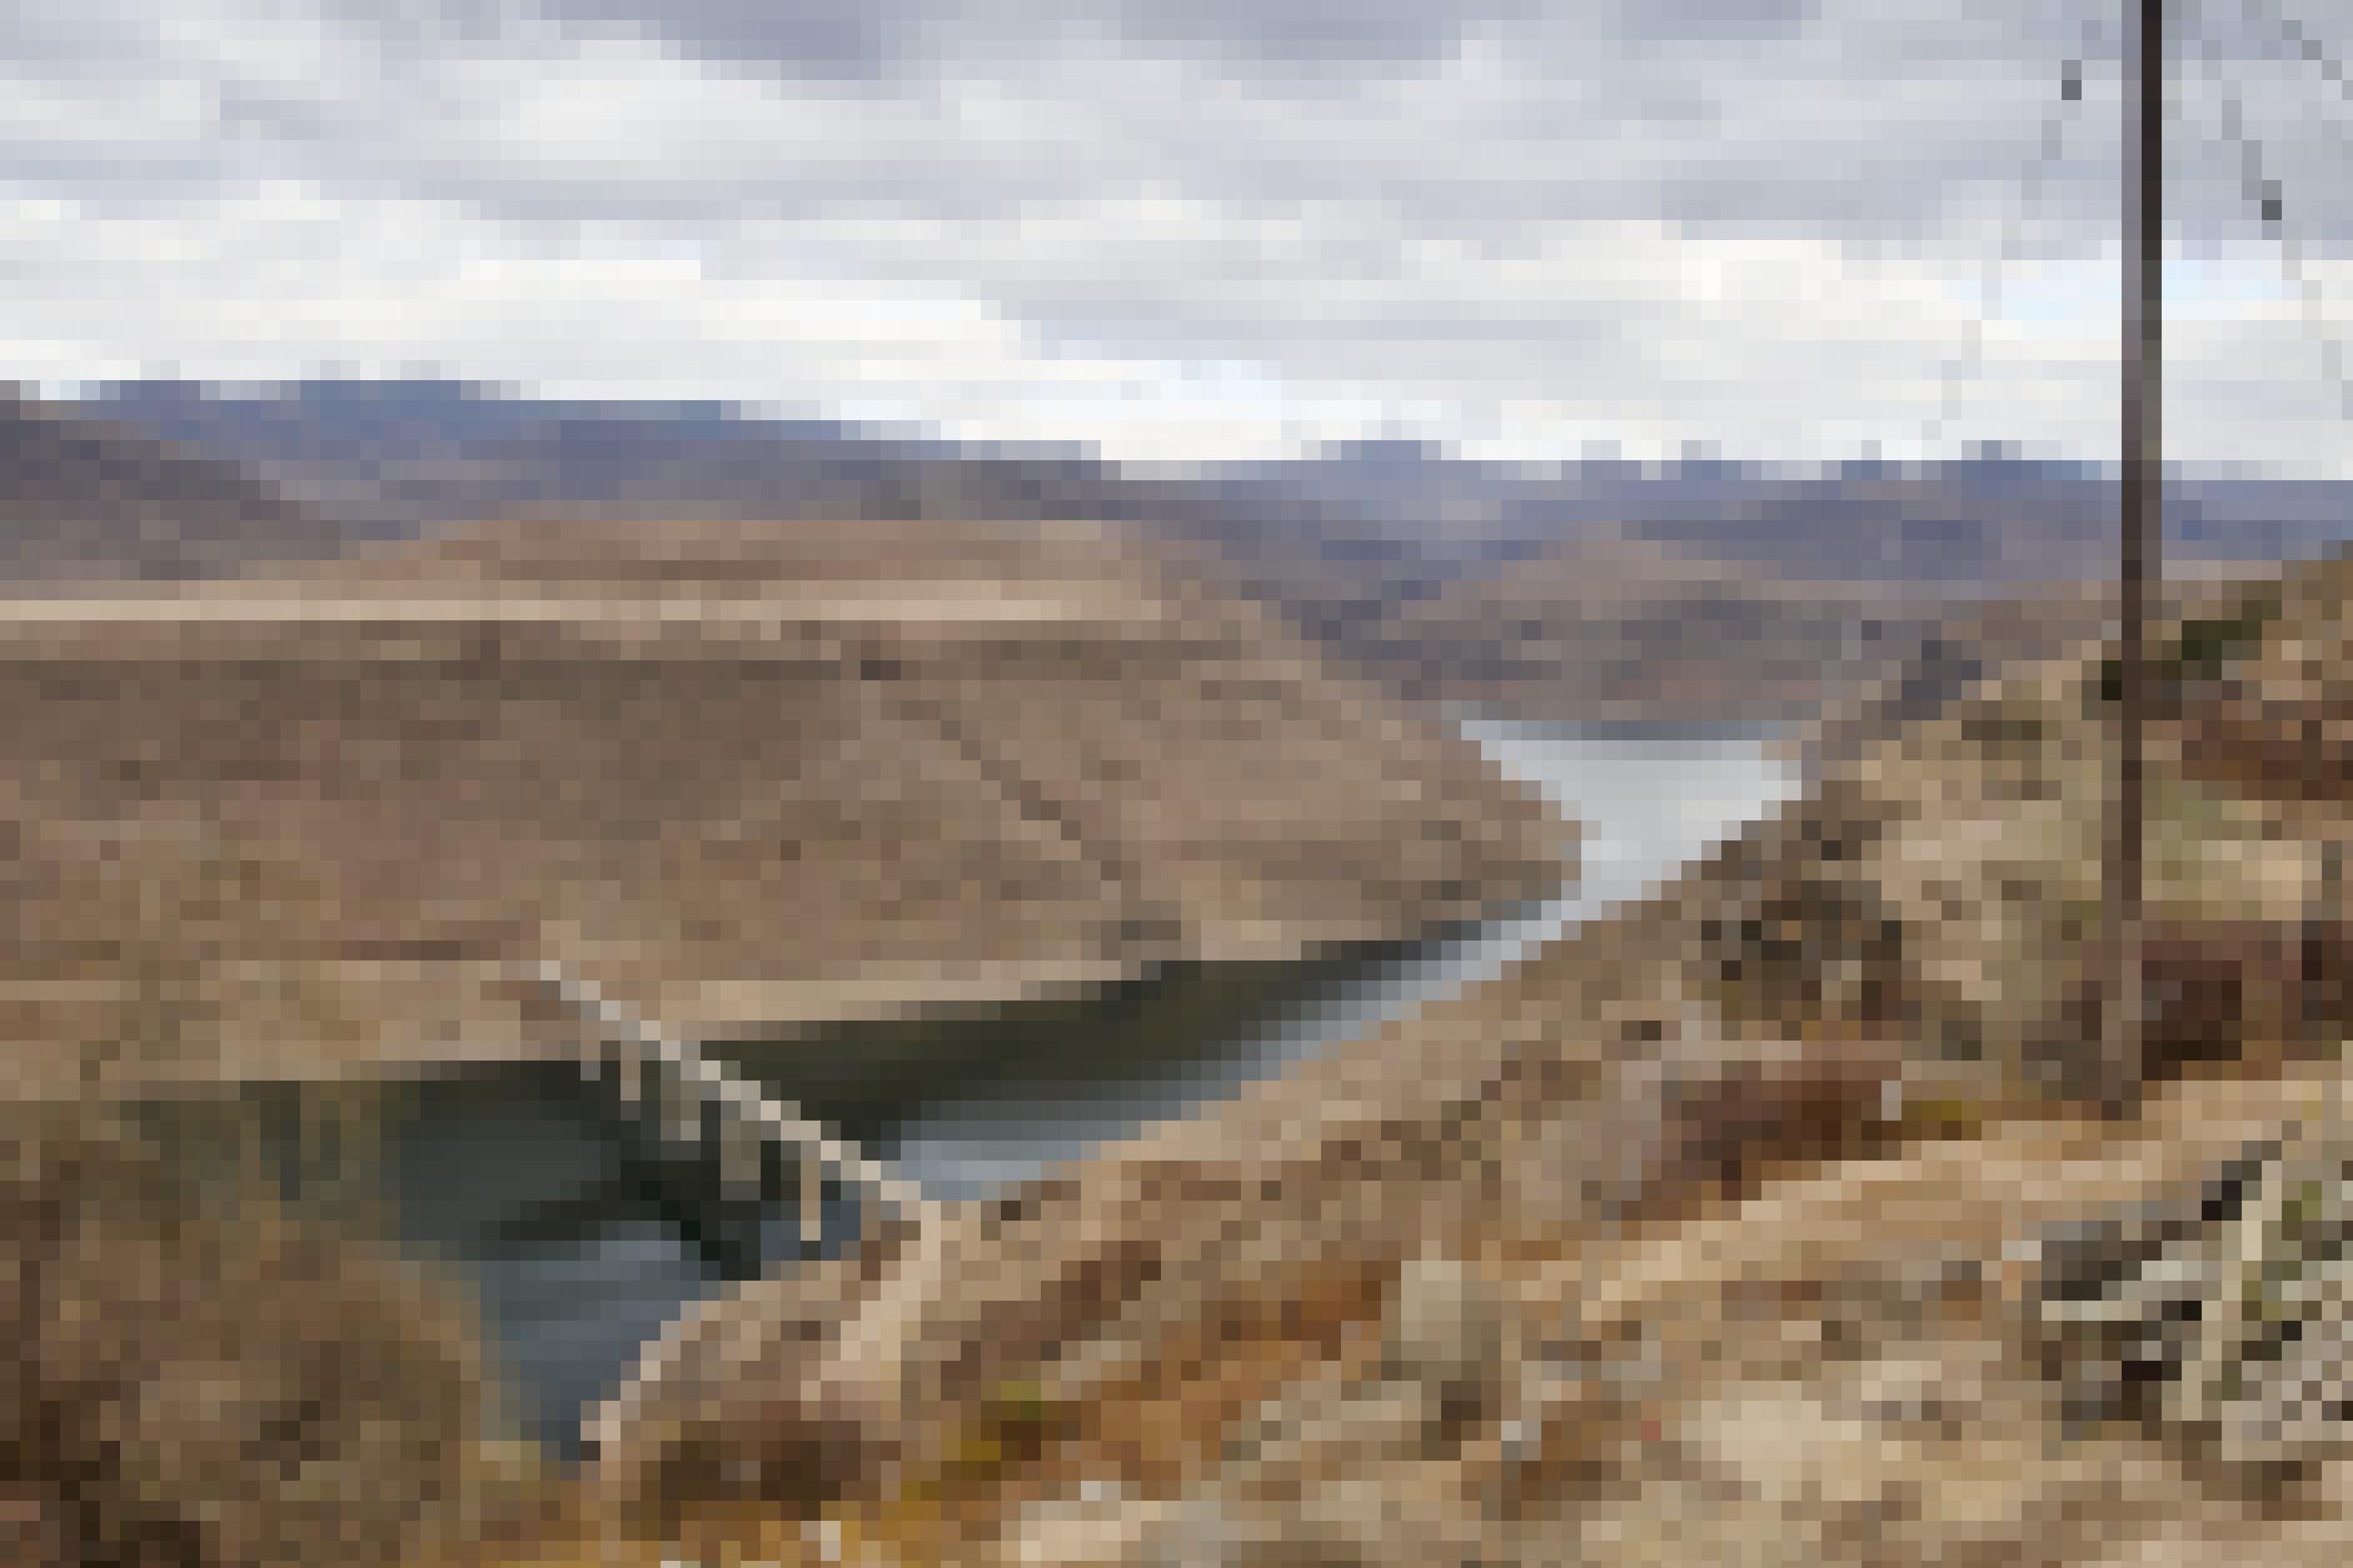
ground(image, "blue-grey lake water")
xmin=388 ymin=717 xmax=1805 ymax=1446
xmin=870 ymin=718 xmax=1804 ymax=1197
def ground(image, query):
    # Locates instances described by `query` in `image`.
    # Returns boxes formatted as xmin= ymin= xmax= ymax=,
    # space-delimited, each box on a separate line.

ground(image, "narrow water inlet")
xmin=864 ymin=718 xmax=1804 ymax=1196
xmin=133 ymin=719 xmax=1800 ymax=1454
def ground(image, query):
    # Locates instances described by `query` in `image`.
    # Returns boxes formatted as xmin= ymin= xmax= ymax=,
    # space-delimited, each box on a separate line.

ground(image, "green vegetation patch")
xmin=2091 ymin=585 xmax=2284 ymax=710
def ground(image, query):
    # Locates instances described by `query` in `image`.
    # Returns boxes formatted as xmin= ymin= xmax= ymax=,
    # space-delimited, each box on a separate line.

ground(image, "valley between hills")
xmin=8 ymin=389 xmax=2353 ymax=1566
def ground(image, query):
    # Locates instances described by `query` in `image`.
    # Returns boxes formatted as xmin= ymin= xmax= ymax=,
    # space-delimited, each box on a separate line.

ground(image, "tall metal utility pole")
xmin=2099 ymin=0 xmax=2164 ymax=1108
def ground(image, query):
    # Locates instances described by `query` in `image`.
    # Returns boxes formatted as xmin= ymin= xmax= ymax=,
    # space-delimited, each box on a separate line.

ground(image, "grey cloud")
xmin=5 ymin=0 xmax=2352 ymax=468
xmin=525 ymin=0 xmax=893 ymax=78
xmin=524 ymin=0 xmax=1555 ymax=78
xmin=13 ymin=0 xmax=2348 ymax=250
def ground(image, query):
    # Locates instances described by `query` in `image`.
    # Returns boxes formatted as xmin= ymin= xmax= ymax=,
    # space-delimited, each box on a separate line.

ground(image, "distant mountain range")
xmin=14 ymin=379 xmax=2352 ymax=720
xmin=70 ymin=379 xmax=2353 ymax=583
xmin=0 ymin=391 xmax=363 ymax=584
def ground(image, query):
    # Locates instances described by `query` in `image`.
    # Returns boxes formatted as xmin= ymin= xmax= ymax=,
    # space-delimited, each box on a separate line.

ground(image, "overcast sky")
xmin=8 ymin=0 xmax=2353 ymax=470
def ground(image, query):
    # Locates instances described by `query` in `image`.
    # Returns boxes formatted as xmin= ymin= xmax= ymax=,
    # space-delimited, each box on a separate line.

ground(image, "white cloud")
xmin=4 ymin=0 xmax=2351 ymax=469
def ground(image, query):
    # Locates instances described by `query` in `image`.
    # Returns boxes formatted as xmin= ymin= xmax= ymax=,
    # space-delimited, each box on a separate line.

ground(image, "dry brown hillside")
xmin=1333 ymin=523 xmax=2279 ymax=730
xmin=0 ymin=511 xmax=1567 ymax=1100
xmin=583 ymin=550 xmax=2353 ymax=1567
xmin=0 ymin=506 xmax=1568 ymax=1567
xmin=1344 ymin=531 xmax=1929 ymax=723
xmin=0 ymin=1100 xmax=531 ymax=1568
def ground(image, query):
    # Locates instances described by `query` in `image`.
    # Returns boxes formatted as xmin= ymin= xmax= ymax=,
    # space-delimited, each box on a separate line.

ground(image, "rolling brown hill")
xmin=0 ymin=392 xmax=363 ymax=584
xmin=0 ymin=510 xmax=1569 ymax=1101
xmin=1325 ymin=530 xmax=1920 ymax=723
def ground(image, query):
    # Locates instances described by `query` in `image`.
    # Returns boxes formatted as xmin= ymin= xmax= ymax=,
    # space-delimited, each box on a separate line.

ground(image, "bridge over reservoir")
xmin=98 ymin=720 xmax=1789 ymax=1454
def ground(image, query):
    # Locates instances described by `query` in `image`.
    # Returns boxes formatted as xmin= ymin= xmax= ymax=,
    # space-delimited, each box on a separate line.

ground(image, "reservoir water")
xmin=375 ymin=718 xmax=1804 ymax=1446
xmin=867 ymin=718 xmax=1804 ymax=1197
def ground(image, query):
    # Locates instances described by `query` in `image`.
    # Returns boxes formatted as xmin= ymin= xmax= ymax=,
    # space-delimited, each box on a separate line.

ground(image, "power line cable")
xmin=1844 ymin=14 xmax=2105 ymax=781
xmin=2234 ymin=0 xmax=2353 ymax=186
xmin=1920 ymin=12 xmax=2106 ymax=456
xmin=2236 ymin=0 xmax=2353 ymax=102
xmin=2188 ymin=0 xmax=2353 ymax=423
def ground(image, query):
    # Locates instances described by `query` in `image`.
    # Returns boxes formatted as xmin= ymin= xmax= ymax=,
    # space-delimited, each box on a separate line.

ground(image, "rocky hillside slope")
xmin=574 ymin=550 xmax=2353 ymax=1567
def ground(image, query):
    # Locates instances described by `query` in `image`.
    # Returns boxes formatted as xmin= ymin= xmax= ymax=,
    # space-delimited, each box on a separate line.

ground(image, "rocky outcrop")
xmin=587 ymin=1049 xmax=2353 ymax=1566
xmin=588 ymin=961 xmax=1913 ymax=1529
